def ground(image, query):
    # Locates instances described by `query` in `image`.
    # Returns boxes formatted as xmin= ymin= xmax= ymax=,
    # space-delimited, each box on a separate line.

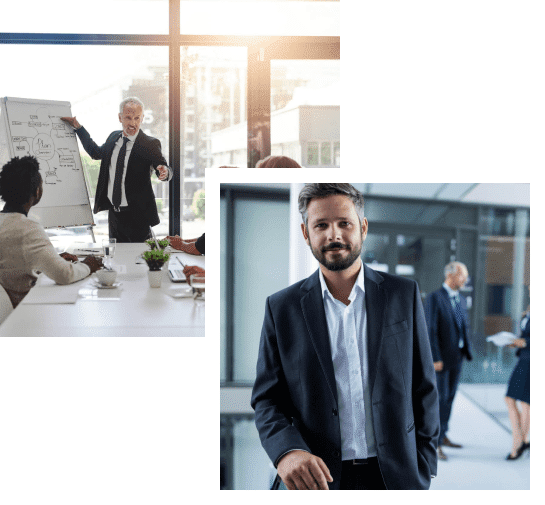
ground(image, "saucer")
xmin=90 ymin=280 xmax=122 ymax=289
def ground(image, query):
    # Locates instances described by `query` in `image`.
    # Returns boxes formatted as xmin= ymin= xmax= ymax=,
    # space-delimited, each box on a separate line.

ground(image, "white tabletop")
xmin=0 ymin=243 xmax=205 ymax=338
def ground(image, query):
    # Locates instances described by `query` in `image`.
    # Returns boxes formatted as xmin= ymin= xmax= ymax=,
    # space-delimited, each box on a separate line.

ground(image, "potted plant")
xmin=145 ymin=238 xmax=170 ymax=250
xmin=142 ymin=249 xmax=171 ymax=287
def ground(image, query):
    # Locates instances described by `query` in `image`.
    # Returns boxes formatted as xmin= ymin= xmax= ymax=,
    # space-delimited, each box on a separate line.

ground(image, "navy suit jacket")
xmin=251 ymin=265 xmax=440 ymax=490
xmin=76 ymin=127 xmax=170 ymax=227
xmin=425 ymin=287 xmax=473 ymax=370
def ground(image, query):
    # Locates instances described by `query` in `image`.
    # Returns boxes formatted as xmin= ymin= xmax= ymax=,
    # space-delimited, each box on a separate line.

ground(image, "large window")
xmin=0 ymin=44 xmax=169 ymax=244
xmin=1 ymin=0 xmax=340 ymax=241
xmin=270 ymin=59 xmax=340 ymax=167
xmin=179 ymin=0 xmax=340 ymax=36
xmin=0 ymin=0 xmax=169 ymax=34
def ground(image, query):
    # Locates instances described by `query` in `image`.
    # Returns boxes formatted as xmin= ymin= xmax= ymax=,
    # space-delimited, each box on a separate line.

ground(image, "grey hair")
xmin=119 ymin=97 xmax=144 ymax=114
xmin=298 ymin=183 xmax=365 ymax=227
xmin=444 ymin=261 xmax=467 ymax=278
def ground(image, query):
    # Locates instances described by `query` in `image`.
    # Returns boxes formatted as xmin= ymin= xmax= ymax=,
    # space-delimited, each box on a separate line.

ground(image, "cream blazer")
xmin=0 ymin=213 xmax=90 ymax=308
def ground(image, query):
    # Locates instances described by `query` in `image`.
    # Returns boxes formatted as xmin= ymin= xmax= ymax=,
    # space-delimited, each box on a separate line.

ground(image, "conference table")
xmin=0 ymin=243 xmax=205 ymax=338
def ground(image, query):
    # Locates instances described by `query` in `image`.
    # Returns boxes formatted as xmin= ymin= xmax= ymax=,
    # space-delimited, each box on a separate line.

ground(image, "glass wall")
xmin=220 ymin=186 xmax=290 ymax=383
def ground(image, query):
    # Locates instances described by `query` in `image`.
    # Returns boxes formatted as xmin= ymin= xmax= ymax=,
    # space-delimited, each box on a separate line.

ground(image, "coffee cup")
xmin=96 ymin=268 xmax=117 ymax=286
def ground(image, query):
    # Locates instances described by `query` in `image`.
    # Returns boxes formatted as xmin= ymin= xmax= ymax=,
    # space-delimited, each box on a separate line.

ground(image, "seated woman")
xmin=0 ymin=156 xmax=102 ymax=308
xmin=166 ymin=233 xmax=205 ymax=255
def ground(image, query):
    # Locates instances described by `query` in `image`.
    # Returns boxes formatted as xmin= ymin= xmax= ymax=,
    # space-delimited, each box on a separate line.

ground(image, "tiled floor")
xmin=430 ymin=385 xmax=530 ymax=490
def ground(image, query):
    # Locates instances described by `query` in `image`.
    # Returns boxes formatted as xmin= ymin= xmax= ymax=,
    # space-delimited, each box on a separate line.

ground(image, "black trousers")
xmin=108 ymin=208 xmax=152 ymax=243
xmin=436 ymin=358 xmax=463 ymax=441
xmin=340 ymin=458 xmax=386 ymax=490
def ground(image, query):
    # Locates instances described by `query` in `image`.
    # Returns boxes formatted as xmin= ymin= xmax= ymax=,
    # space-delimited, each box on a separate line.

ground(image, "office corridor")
xmin=430 ymin=385 xmax=530 ymax=490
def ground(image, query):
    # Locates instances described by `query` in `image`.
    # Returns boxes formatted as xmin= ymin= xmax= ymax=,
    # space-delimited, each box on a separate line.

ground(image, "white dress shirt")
xmin=319 ymin=262 xmax=377 ymax=460
xmin=107 ymin=132 xmax=138 ymax=207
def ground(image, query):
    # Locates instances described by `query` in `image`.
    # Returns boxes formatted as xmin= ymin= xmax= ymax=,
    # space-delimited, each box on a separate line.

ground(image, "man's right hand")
xmin=277 ymin=450 xmax=333 ymax=490
xmin=434 ymin=361 xmax=444 ymax=372
xmin=60 ymin=116 xmax=81 ymax=129
xmin=82 ymin=255 xmax=103 ymax=274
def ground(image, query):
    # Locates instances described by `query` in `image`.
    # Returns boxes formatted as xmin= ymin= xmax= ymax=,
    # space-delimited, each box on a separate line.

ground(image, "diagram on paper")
xmin=6 ymin=105 xmax=87 ymax=207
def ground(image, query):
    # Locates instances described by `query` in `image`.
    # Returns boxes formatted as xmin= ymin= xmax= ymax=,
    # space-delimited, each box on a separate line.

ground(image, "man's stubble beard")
xmin=307 ymin=228 xmax=363 ymax=272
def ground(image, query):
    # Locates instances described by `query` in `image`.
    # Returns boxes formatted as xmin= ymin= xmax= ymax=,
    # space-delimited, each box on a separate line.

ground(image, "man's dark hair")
xmin=0 ymin=156 xmax=42 ymax=206
xmin=298 ymin=183 xmax=365 ymax=227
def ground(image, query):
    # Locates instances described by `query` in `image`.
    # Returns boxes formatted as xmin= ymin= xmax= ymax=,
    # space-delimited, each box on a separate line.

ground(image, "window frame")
xmin=1 ymin=2 xmax=340 ymax=234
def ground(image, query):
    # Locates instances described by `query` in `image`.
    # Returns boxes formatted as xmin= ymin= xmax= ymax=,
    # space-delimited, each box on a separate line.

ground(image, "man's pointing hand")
xmin=60 ymin=116 xmax=81 ymax=129
xmin=277 ymin=450 xmax=333 ymax=490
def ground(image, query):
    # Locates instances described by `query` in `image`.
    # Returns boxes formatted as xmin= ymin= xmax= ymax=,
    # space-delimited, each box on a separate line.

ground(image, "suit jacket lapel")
xmin=300 ymin=271 xmax=338 ymax=406
xmin=106 ymin=131 xmax=123 ymax=162
xmin=364 ymin=264 xmax=386 ymax=396
xmin=129 ymin=130 xmax=143 ymax=163
xmin=97 ymin=132 xmax=121 ymax=199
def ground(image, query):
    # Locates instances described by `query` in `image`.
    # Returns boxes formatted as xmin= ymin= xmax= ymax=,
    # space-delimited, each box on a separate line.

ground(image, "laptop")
xmin=168 ymin=257 xmax=187 ymax=283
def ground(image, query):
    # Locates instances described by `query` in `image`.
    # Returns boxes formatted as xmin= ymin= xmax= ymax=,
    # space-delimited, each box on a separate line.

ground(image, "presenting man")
xmin=251 ymin=184 xmax=439 ymax=490
xmin=61 ymin=97 xmax=172 ymax=242
xmin=425 ymin=262 xmax=473 ymax=461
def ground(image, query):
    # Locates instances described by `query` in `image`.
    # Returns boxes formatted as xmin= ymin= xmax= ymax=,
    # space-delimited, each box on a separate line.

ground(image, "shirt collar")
xmin=121 ymin=131 xmax=138 ymax=143
xmin=443 ymin=282 xmax=458 ymax=298
xmin=319 ymin=259 xmax=365 ymax=303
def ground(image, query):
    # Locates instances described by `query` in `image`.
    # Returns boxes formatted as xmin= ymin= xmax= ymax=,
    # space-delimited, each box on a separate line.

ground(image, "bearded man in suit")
xmin=61 ymin=97 xmax=172 ymax=242
xmin=251 ymin=183 xmax=440 ymax=490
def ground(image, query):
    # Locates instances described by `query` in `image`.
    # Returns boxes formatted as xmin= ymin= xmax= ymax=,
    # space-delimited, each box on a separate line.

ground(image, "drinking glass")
xmin=190 ymin=273 xmax=205 ymax=300
xmin=102 ymin=239 xmax=117 ymax=269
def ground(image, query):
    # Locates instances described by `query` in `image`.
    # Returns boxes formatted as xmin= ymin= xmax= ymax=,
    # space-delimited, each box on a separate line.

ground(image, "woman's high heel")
xmin=506 ymin=444 xmax=525 ymax=460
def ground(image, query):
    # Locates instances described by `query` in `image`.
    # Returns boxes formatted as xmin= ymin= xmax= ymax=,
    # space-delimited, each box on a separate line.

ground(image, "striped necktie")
xmin=452 ymin=294 xmax=465 ymax=329
xmin=452 ymin=294 xmax=465 ymax=348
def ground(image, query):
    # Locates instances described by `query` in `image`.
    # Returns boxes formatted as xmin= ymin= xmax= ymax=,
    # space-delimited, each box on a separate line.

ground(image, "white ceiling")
xmin=232 ymin=183 xmax=530 ymax=207
xmin=360 ymin=183 xmax=529 ymax=207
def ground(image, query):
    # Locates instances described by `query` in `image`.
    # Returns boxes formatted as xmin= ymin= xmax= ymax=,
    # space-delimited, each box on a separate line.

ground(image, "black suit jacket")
xmin=425 ymin=287 xmax=473 ymax=370
xmin=76 ymin=127 xmax=169 ymax=227
xmin=195 ymin=233 xmax=205 ymax=255
xmin=251 ymin=265 xmax=440 ymax=490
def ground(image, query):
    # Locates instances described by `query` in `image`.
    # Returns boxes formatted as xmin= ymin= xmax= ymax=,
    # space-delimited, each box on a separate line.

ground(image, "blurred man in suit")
xmin=251 ymin=183 xmax=439 ymax=490
xmin=61 ymin=97 xmax=172 ymax=242
xmin=425 ymin=261 xmax=473 ymax=461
